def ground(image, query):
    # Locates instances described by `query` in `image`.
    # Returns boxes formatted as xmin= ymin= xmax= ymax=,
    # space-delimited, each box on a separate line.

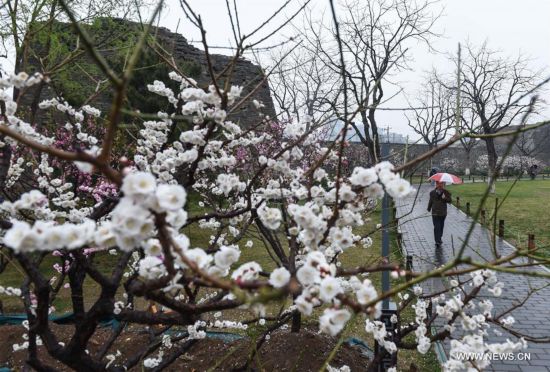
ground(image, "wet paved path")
xmin=396 ymin=185 xmax=550 ymax=371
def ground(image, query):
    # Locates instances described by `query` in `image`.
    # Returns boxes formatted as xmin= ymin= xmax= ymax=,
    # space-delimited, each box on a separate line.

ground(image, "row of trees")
xmin=439 ymin=155 xmax=545 ymax=176
xmin=271 ymin=0 xmax=439 ymax=165
xmin=407 ymin=43 xmax=547 ymax=180
xmin=269 ymin=1 xmax=548 ymax=189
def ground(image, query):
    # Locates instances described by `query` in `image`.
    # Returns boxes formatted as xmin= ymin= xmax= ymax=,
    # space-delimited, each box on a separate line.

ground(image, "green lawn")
xmin=450 ymin=180 xmax=550 ymax=253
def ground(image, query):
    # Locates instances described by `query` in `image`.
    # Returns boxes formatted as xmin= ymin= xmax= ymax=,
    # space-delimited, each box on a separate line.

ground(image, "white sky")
xmin=3 ymin=0 xmax=547 ymax=140
xmin=156 ymin=0 xmax=550 ymax=140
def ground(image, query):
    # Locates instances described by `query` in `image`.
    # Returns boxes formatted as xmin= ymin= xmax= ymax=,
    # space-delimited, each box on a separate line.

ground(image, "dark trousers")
xmin=432 ymin=215 xmax=446 ymax=244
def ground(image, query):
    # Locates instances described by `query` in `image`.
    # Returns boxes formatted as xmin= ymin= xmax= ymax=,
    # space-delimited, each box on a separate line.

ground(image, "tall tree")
xmin=448 ymin=42 xmax=542 ymax=189
xmin=303 ymin=0 xmax=439 ymax=164
xmin=407 ymin=76 xmax=453 ymax=151
xmin=270 ymin=30 xmax=337 ymax=128
xmin=457 ymin=107 xmax=481 ymax=175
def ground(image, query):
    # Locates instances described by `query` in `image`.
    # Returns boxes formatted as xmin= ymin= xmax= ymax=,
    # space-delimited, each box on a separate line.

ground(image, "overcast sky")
xmin=155 ymin=0 xmax=550 ymax=140
xmin=3 ymin=1 xmax=545 ymax=140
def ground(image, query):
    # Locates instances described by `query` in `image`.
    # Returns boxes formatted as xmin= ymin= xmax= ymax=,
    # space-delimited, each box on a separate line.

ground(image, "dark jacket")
xmin=427 ymin=188 xmax=451 ymax=216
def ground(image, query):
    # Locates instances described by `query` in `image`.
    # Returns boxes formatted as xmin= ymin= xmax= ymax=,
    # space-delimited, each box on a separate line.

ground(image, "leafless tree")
xmin=457 ymin=107 xmax=482 ymax=175
xmin=269 ymin=16 xmax=338 ymax=127
xmin=302 ymin=0 xmax=439 ymax=164
xmin=446 ymin=42 xmax=544 ymax=188
xmin=407 ymin=75 xmax=453 ymax=151
xmin=513 ymin=121 xmax=550 ymax=161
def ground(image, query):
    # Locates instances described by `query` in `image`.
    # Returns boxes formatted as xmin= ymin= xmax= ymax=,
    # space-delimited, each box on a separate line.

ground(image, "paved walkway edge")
xmin=395 ymin=186 xmax=550 ymax=371
xmin=397 ymin=224 xmax=449 ymax=366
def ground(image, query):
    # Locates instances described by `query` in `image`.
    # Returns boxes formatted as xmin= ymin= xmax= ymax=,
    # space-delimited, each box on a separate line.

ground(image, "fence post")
xmin=528 ymin=234 xmax=536 ymax=252
xmin=456 ymin=196 xmax=460 ymax=208
xmin=406 ymin=255 xmax=413 ymax=281
xmin=375 ymin=304 xmax=398 ymax=371
xmin=466 ymin=202 xmax=470 ymax=215
xmin=498 ymin=220 xmax=505 ymax=238
xmin=426 ymin=299 xmax=434 ymax=321
xmin=494 ymin=197 xmax=499 ymax=224
xmin=481 ymin=209 xmax=486 ymax=224
xmin=472 ymin=176 xmax=475 ymax=183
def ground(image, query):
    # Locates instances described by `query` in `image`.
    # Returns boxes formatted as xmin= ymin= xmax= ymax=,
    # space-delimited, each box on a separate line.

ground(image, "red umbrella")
xmin=429 ymin=172 xmax=463 ymax=184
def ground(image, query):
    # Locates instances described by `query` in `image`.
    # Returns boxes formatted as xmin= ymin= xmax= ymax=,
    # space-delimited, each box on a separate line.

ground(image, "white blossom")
xmin=257 ymin=205 xmax=282 ymax=230
xmin=214 ymin=245 xmax=241 ymax=269
xmin=319 ymin=308 xmax=351 ymax=336
xmin=350 ymin=167 xmax=378 ymax=187
xmin=121 ymin=172 xmax=157 ymax=197
xmin=231 ymin=262 xmax=262 ymax=282
xmin=155 ymin=184 xmax=187 ymax=211
xmin=269 ymin=267 xmax=291 ymax=288
xmin=319 ymin=277 xmax=343 ymax=302
xmin=138 ymin=256 xmax=167 ymax=280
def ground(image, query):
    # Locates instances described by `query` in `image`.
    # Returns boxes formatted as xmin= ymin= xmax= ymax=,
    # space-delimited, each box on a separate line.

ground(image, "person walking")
xmin=427 ymin=181 xmax=451 ymax=247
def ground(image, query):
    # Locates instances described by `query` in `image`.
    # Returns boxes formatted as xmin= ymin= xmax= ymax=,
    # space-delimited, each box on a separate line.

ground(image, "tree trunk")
xmin=291 ymin=310 xmax=301 ymax=333
xmin=368 ymin=108 xmax=381 ymax=163
xmin=288 ymin=238 xmax=301 ymax=333
xmin=427 ymin=143 xmax=434 ymax=171
xmin=464 ymin=150 xmax=471 ymax=176
xmin=358 ymin=110 xmax=377 ymax=166
xmin=484 ymin=137 xmax=498 ymax=193
xmin=0 ymin=73 xmax=11 ymax=191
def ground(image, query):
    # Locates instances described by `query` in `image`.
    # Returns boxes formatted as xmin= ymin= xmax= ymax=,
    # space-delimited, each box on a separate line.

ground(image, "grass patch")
xmin=450 ymin=179 xmax=550 ymax=253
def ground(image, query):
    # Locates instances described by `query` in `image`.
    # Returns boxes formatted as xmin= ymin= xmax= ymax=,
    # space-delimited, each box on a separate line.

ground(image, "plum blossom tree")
xmin=1 ymin=1 xmax=550 ymax=371
xmin=440 ymin=157 xmax=459 ymax=173
xmin=476 ymin=154 xmax=545 ymax=176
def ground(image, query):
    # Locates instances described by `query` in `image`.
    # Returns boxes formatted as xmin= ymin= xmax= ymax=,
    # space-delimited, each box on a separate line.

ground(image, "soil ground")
xmin=0 ymin=324 xmax=369 ymax=371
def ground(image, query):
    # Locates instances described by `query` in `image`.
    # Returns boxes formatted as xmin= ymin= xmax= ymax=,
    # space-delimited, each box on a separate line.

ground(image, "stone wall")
xmin=20 ymin=18 xmax=275 ymax=127
xmin=152 ymin=24 xmax=276 ymax=126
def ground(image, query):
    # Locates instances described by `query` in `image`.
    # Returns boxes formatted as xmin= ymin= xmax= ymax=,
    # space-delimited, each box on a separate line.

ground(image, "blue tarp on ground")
xmin=0 ymin=313 xmax=72 ymax=325
xmin=346 ymin=337 xmax=375 ymax=359
xmin=0 ymin=313 xmax=119 ymax=328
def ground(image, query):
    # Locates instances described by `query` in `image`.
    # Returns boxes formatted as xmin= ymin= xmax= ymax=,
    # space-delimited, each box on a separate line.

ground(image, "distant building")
xmin=379 ymin=131 xmax=407 ymax=144
xmin=323 ymin=120 xmax=408 ymax=144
